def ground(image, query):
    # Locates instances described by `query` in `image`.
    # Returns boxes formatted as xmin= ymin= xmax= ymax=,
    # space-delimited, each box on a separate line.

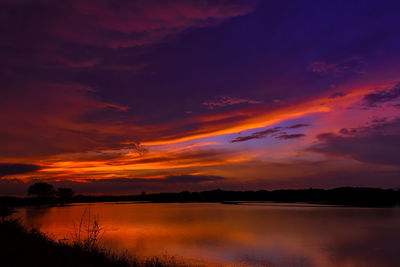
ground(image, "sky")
xmin=1 ymin=0 xmax=400 ymax=195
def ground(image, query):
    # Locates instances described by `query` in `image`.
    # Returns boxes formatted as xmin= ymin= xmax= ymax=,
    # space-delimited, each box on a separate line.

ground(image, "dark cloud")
xmin=202 ymin=96 xmax=262 ymax=110
xmin=284 ymin=123 xmax=310 ymax=129
xmin=230 ymin=127 xmax=281 ymax=143
xmin=329 ymin=92 xmax=347 ymax=99
xmin=371 ymin=118 xmax=387 ymax=123
xmin=95 ymin=175 xmax=223 ymax=184
xmin=276 ymin=133 xmax=305 ymax=140
xmin=0 ymin=0 xmax=254 ymax=50
xmin=309 ymin=118 xmax=400 ymax=165
xmin=308 ymin=61 xmax=340 ymax=74
xmin=363 ymin=83 xmax=400 ymax=107
xmin=307 ymin=57 xmax=365 ymax=75
xmin=162 ymin=175 xmax=223 ymax=183
xmin=231 ymin=124 xmax=310 ymax=143
xmin=0 ymin=163 xmax=41 ymax=176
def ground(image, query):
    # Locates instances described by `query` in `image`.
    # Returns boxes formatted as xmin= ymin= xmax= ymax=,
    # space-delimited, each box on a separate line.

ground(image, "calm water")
xmin=13 ymin=202 xmax=400 ymax=267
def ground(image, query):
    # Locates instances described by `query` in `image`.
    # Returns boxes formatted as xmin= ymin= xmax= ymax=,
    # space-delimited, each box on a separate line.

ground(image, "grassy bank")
xmin=0 ymin=219 xmax=184 ymax=267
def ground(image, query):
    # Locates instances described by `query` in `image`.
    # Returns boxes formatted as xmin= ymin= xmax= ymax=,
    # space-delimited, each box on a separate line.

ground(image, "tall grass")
xmin=72 ymin=208 xmax=104 ymax=250
xmin=0 ymin=217 xmax=190 ymax=267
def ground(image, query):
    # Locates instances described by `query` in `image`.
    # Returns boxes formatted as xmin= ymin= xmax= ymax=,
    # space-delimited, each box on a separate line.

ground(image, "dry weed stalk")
xmin=72 ymin=207 xmax=104 ymax=249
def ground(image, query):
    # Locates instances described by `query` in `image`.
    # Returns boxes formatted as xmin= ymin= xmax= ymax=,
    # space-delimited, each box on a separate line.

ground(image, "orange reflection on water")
xmin=15 ymin=203 xmax=400 ymax=267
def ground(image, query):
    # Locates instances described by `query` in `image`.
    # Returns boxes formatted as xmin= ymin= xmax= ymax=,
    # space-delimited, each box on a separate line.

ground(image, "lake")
xmin=13 ymin=202 xmax=400 ymax=267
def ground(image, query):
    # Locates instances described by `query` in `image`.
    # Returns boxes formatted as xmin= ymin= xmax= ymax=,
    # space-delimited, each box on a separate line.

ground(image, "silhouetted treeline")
xmin=28 ymin=182 xmax=74 ymax=201
xmin=1 ymin=187 xmax=400 ymax=208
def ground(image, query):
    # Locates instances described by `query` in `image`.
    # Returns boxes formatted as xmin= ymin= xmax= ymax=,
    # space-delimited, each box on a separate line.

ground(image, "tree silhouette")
xmin=56 ymin=188 xmax=74 ymax=200
xmin=28 ymin=183 xmax=55 ymax=198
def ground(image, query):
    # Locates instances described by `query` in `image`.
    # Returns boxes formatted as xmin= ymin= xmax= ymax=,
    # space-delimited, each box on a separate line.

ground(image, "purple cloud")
xmin=276 ymin=133 xmax=305 ymax=140
xmin=0 ymin=163 xmax=41 ymax=176
xmin=308 ymin=61 xmax=340 ymax=74
xmin=363 ymin=83 xmax=400 ymax=107
xmin=284 ymin=124 xmax=310 ymax=129
xmin=308 ymin=57 xmax=365 ymax=75
xmin=309 ymin=118 xmax=400 ymax=165
xmin=231 ymin=124 xmax=309 ymax=143
xmin=230 ymin=127 xmax=281 ymax=143
xmin=329 ymin=92 xmax=347 ymax=99
xmin=203 ymin=96 xmax=263 ymax=110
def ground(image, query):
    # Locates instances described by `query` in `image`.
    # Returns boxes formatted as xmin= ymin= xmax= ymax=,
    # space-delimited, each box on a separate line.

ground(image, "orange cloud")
xmin=142 ymin=83 xmax=382 ymax=146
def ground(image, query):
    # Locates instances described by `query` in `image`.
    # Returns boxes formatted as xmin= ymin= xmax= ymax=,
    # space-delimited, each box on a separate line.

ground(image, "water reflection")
xmin=14 ymin=203 xmax=400 ymax=267
xmin=23 ymin=206 xmax=51 ymax=229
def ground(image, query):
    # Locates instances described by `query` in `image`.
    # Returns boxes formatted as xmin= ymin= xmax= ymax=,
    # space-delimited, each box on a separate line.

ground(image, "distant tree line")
xmin=1 ymin=186 xmax=400 ymax=209
xmin=67 ymin=187 xmax=400 ymax=207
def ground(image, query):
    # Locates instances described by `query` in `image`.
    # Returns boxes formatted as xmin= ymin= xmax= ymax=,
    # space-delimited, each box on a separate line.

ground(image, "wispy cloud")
xmin=308 ymin=61 xmax=341 ymax=74
xmin=285 ymin=123 xmax=310 ymax=129
xmin=203 ymin=96 xmax=263 ymax=110
xmin=307 ymin=57 xmax=365 ymax=75
xmin=230 ymin=127 xmax=281 ymax=143
xmin=276 ymin=133 xmax=305 ymax=140
xmin=363 ymin=83 xmax=400 ymax=107
xmin=230 ymin=124 xmax=309 ymax=143
xmin=329 ymin=92 xmax=347 ymax=99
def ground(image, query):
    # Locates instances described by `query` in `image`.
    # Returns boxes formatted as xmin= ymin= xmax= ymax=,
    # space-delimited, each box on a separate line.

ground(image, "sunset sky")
xmin=1 ymin=0 xmax=400 ymax=195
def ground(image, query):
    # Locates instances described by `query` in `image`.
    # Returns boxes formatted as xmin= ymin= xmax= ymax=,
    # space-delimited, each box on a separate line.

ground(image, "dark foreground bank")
xmin=0 ymin=220 xmax=184 ymax=267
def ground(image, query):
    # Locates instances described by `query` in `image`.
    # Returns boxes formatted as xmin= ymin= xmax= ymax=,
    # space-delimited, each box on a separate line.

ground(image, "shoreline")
xmin=0 ymin=219 xmax=187 ymax=267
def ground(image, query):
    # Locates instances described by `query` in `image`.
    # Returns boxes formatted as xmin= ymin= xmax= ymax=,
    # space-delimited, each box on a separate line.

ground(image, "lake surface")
xmin=13 ymin=202 xmax=400 ymax=267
